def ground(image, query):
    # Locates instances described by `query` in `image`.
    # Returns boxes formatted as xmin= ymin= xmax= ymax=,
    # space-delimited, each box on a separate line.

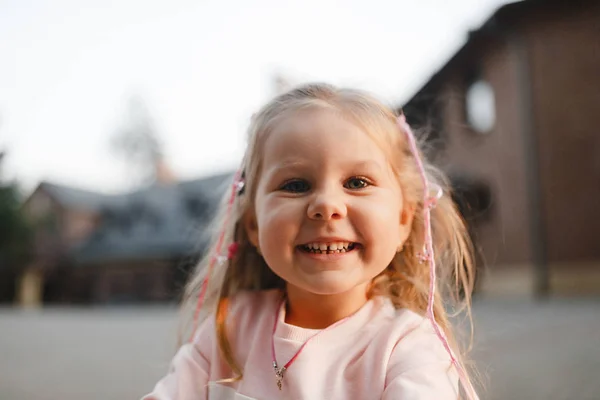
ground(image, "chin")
xmin=295 ymin=279 xmax=363 ymax=297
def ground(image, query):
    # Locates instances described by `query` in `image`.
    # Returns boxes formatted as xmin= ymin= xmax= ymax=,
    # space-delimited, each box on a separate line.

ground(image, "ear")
xmin=243 ymin=211 xmax=260 ymax=248
xmin=399 ymin=203 xmax=415 ymax=244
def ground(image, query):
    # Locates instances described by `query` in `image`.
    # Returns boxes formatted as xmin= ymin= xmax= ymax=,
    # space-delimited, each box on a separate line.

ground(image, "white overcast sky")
xmin=0 ymin=0 xmax=515 ymax=194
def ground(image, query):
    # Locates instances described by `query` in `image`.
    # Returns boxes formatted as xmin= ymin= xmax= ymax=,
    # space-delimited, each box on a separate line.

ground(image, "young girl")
xmin=143 ymin=83 xmax=479 ymax=399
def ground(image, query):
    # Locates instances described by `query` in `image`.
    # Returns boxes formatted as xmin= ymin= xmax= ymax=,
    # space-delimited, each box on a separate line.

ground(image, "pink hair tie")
xmin=227 ymin=242 xmax=239 ymax=260
xmin=189 ymin=170 xmax=244 ymax=342
xmin=397 ymin=114 xmax=479 ymax=400
xmin=235 ymin=175 xmax=245 ymax=195
xmin=425 ymin=184 xmax=443 ymax=209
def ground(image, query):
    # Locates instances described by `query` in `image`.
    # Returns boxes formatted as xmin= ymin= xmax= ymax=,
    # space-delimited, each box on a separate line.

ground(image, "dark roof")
xmin=400 ymin=0 xmax=579 ymax=113
xmin=40 ymin=182 xmax=118 ymax=211
xmin=178 ymin=171 xmax=235 ymax=202
xmin=63 ymin=172 xmax=236 ymax=265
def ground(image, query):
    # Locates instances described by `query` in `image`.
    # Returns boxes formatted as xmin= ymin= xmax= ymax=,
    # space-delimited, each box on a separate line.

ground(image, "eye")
xmin=344 ymin=177 xmax=370 ymax=190
xmin=280 ymin=179 xmax=310 ymax=193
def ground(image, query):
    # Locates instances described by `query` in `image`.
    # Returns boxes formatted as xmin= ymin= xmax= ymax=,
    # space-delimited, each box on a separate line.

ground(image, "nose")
xmin=307 ymin=187 xmax=347 ymax=221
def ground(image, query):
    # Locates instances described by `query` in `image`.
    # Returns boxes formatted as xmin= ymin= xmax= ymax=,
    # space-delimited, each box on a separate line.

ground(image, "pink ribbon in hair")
xmin=397 ymin=114 xmax=479 ymax=400
xmin=189 ymin=171 xmax=244 ymax=342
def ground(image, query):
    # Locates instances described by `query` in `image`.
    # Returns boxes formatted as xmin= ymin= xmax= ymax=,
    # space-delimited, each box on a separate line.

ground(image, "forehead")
xmin=262 ymin=109 xmax=389 ymax=168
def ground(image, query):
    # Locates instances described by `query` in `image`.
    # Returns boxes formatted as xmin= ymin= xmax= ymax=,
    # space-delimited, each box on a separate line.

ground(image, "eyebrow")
xmin=348 ymin=160 xmax=385 ymax=172
xmin=267 ymin=159 xmax=385 ymax=176
xmin=265 ymin=159 xmax=310 ymax=177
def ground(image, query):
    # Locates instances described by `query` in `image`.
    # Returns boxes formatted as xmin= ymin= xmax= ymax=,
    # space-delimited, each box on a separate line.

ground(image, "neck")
xmin=283 ymin=284 xmax=369 ymax=329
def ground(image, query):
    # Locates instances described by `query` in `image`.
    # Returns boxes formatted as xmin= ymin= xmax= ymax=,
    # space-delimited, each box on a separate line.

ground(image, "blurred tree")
xmin=0 ymin=151 xmax=32 ymax=283
xmin=111 ymin=96 xmax=173 ymax=186
xmin=0 ymin=183 xmax=31 ymax=265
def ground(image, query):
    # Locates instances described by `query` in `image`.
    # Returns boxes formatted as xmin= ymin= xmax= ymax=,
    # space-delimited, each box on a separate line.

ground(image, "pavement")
xmin=0 ymin=298 xmax=598 ymax=400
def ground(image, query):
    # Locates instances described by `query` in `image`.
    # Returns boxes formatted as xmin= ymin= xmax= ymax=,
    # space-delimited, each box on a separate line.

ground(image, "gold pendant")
xmin=274 ymin=365 xmax=286 ymax=390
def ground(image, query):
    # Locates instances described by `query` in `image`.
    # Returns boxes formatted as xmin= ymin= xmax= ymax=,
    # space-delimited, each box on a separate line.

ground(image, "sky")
xmin=0 ymin=0 xmax=515 ymax=194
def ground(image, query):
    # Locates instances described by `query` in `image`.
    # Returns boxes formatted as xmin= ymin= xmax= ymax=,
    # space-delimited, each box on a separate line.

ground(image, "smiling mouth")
xmin=297 ymin=242 xmax=360 ymax=254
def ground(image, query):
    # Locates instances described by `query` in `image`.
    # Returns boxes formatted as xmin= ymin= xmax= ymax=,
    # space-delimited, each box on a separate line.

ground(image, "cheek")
xmin=354 ymin=196 xmax=404 ymax=248
xmin=362 ymin=209 xmax=403 ymax=269
xmin=258 ymin=199 xmax=292 ymax=225
xmin=256 ymin=199 xmax=302 ymax=243
xmin=365 ymin=194 xmax=403 ymax=226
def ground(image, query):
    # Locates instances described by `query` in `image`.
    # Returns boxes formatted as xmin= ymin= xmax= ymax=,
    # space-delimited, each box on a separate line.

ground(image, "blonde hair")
xmin=179 ymin=83 xmax=477 ymax=391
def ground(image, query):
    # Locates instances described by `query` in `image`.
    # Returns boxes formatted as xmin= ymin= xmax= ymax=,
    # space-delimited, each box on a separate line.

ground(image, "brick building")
xmin=402 ymin=0 xmax=600 ymax=296
xmin=14 ymin=173 xmax=231 ymax=306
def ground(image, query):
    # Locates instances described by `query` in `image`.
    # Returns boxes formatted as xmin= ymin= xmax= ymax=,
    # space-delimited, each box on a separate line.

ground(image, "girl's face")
xmin=246 ymin=109 xmax=413 ymax=298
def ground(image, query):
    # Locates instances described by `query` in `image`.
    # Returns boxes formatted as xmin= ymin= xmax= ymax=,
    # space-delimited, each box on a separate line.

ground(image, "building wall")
xmin=439 ymin=36 xmax=533 ymax=272
xmin=62 ymin=210 xmax=99 ymax=245
xmin=19 ymin=189 xmax=64 ymax=306
xmin=77 ymin=261 xmax=175 ymax=304
xmin=23 ymin=189 xmax=69 ymax=263
xmin=24 ymin=188 xmax=100 ymax=248
xmin=24 ymin=189 xmax=54 ymax=219
xmin=524 ymin=3 xmax=600 ymax=293
xmin=526 ymin=4 xmax=600 ymax=263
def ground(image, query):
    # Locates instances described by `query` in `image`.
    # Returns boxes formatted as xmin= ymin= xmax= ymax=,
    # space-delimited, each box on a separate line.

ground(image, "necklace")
xmin=270 ymin=295 xmax=354 ymax=391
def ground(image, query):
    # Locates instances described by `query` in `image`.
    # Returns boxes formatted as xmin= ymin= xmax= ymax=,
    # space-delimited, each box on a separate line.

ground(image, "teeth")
xmin=303 ymin=242 xmax=354 ymax=253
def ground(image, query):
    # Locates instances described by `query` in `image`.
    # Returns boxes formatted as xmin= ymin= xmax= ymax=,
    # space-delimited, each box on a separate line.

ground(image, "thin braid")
xmin=398 ymin=114 xmax=479 ymax=400
xmin=189 ymin=170 xmax=244 ymax=342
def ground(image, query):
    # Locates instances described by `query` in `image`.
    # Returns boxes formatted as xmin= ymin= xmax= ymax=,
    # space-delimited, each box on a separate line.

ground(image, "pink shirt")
xmin=143 ymin=289 xmax=459 ymax=399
